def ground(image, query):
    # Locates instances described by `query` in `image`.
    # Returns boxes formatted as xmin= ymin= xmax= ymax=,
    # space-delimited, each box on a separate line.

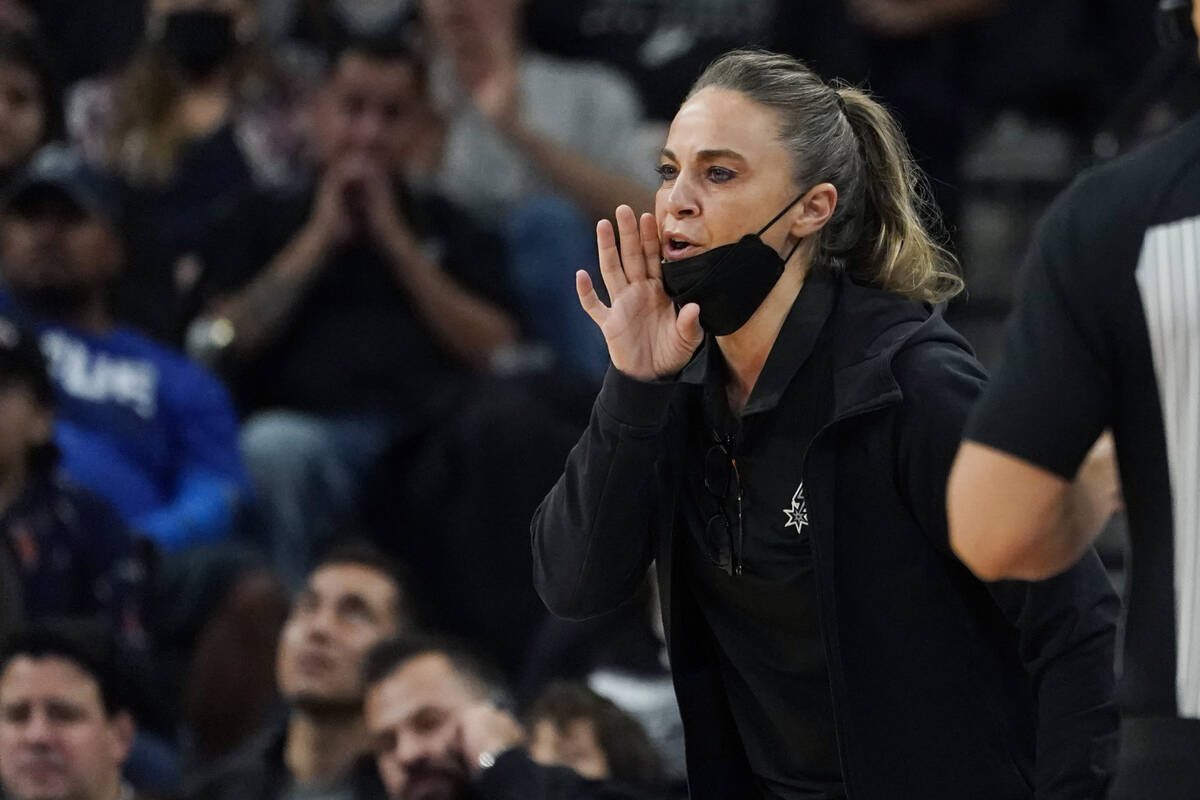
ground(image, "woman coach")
xmin=532 ymin=49 xmax=1119 ymax=799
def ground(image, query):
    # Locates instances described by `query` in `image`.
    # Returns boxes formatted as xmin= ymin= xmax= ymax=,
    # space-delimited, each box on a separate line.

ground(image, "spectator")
xmin=192 ymin=35 xmax=519 ymax=587
xmin=518 ymin=577 xmax=685 ymax=788
xmin=0 ymin=625 xmax=136 ymax=800
xmin=185 ymin=542 xmax=411 ymax=800
xmin=0 ymin=316 xmax=144 ymax=640
xmin=259 ymin=0 xmax=418 ymax=59
xmin=0 ymin=144 xmax=249 ymax=555
xmin=418 ymin=0 xmax=653 ymax=223
xmin=0 ymin=27 xmax=57 ymax=192
xmin=526 ymin=682 xmax=664 ymax=796
xmin=19 ymin=0 xmax=142 ymax=86
xmin=66 ymin=0 xmax=317 ymax=342
xmin=523 ymin=0 xmax=865 ymax=123
xmin=418 ymin=0 xmax=656 ymax=379
xmin=362 ymin=635 xmax=640 ymax=800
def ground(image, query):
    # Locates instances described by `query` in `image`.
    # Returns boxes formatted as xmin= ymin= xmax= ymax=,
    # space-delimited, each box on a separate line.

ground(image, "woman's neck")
xmin=176 ymin=79 xmax=234 ymax=139
xmin=717 ymin=261 xmax=809 ymax=415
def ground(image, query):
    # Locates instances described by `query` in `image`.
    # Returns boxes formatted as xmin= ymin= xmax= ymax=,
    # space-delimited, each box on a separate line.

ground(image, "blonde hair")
xmin=688 ymin=49 xmax=963 ymax=303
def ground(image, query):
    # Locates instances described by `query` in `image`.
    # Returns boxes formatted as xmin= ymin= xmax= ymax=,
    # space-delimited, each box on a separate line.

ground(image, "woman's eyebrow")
xmin=660 ymin=147 xmax=747 ymax=162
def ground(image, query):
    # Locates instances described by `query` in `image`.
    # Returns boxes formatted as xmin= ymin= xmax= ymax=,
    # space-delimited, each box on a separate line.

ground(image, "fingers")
xmin=675 ymin=302 xmax=703 ymax=348
xmin=596 ymin=218 xmax=627 ymax=294
xmin=640 ymin=213 xmax=662 ymax=280
xmin=576 ymin=270 xmax=609 ymax=328
xmin=615 ymin=205 xmax=647 ymax=282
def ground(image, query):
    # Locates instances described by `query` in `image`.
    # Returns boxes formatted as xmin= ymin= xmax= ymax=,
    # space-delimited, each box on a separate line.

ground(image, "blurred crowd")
xmin=0 ymin=1 xmax=1195 ymax=799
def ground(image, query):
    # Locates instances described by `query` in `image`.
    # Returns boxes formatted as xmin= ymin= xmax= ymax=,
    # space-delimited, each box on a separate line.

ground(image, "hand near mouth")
xmin=576 ymin=204 xmax=703 ymax=381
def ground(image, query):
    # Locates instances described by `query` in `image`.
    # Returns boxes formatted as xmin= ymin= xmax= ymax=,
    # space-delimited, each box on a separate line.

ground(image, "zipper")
xmin=721 ymin=431 xmax=745 ymax=577
xmin=733 ymin=453 xmax=744 ymax=576
xmin=798 ymin=393 xmax=901 ymax=799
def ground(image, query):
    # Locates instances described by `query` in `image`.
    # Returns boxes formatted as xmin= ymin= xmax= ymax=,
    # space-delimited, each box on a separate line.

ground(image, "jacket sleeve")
xmin=476 ymin=749 xmax=643 ymax=800
xmin=531 ymin=366 xmax=676 ymax=621
xmin=140 ymin=364 xmax=250 ymax=553
xmin=894 ymin=337 xmax=1119 ymax=799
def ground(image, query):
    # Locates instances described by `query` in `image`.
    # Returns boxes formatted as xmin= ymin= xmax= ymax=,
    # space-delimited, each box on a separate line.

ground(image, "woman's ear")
xmin=790 ymin=182 xmax=838 ymax=239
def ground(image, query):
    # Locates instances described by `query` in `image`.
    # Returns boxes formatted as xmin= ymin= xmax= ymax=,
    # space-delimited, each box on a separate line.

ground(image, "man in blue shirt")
xmin=0 ymin=144 xmax=249 ymax=553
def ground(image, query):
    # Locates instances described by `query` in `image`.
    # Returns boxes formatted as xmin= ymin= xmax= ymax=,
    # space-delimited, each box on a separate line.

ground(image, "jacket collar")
xmin=679 ymin=268 xmax=835 ymax=415
xmin=679 ymin=270 xmax=960 ymax=422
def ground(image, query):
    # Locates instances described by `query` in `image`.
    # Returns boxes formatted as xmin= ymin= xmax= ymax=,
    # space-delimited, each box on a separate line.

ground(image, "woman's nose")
xmin=661 ymin=174 xmax=699 ymax=218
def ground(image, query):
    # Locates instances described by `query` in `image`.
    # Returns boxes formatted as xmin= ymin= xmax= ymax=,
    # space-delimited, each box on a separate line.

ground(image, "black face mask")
xmin=660 ymin=193 xmax=805 ymax=336
xmin=160 ymin=10 xmax=238 ymax=81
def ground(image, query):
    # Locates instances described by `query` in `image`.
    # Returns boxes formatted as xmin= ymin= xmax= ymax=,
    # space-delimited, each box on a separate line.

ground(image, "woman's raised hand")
xmin=576 ymin=205 xmax=703 ymax=381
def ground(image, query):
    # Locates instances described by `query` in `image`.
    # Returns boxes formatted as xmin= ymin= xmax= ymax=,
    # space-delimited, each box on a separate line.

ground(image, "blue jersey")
xmin=0 ymin=294 xmax=249 ymax=552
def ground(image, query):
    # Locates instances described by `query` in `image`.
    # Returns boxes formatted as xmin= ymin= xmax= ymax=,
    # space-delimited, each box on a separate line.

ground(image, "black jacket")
xmin=184 ymin=719 xmax=640 ymax=800
xmin=532 ymin=274 xmax=1119 ymax=799
xmin=184 ymin=721 xmax=388 ymax=800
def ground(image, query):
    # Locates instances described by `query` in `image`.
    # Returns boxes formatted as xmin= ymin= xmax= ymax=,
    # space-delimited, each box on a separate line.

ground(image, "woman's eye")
xmin=707 ymin=166 xmax=734 ymax=183
xmin=654 ymin=163 xmax=677 ymax=182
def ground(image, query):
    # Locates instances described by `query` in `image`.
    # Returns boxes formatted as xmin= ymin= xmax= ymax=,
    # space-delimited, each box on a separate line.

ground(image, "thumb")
xmin=675 ymin=302 xmax=703 ymax=348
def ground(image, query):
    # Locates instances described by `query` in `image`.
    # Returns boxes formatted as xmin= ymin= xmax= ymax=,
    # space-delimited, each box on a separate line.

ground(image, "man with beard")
xmin=363 ymin=636 xmax=639 ymax=800
xmin=0 ymin=625 xmax=136 ymax=800
xmin=186 ymin=543 xmax=411 ymax=800
xmin=0 ymin=143 xmax=248 ymax=554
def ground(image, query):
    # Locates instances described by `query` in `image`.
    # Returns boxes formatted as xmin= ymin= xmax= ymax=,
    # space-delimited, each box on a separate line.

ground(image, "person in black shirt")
xmin=532 ymin=49 xmax=1119 ymax=799
xmin=948 ymin=6 xmax=1200 ymax=797
xmin=185 ymin=544 xmax=410 ymax=800
xmin=0 ymin=316 xmax=144 ymax=642
xmin=190 ymin=36 xmax=520 ymax=586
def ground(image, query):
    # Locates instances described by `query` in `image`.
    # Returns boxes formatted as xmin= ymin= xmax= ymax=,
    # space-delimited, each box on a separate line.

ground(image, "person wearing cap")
xmin=0 ymin=315 xmax=144 ymax=640
xmin=0 ymin=143 xmax=249 ymax=556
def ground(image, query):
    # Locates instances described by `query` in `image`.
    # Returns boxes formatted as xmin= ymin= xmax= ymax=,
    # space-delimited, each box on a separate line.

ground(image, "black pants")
xmin=1108 ymin=716 xmax=1200 ymax=799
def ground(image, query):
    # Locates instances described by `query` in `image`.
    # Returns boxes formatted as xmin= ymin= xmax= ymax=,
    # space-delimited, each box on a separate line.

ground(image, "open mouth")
xmin=663 ymin=236 xmax=702 ymax=261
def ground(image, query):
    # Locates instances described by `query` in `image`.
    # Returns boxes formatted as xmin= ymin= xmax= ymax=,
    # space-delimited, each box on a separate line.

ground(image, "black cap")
xmin=3 ymin=144 xmax=123 ymax=228
xmin=0 ymin=316 xmax=53 ymax=407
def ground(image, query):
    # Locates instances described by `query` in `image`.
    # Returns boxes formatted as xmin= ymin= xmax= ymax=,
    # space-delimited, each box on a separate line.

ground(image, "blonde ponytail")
xmin=835 ymin=86 xmax=962 ymax=303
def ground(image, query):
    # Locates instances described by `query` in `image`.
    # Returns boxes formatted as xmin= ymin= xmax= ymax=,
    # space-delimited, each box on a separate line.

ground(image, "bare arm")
xmin=469 ymin=56 xmax=654 ymax=219
xmin=204 ymin=157 xmax=361 ymax=360
xmin=502 ymin=121 xmax=655 ymax=220
xmin=377 ymin=224 xmax=519 ymax=368
xmin=205 ymin=157 xmax=517 ymax=368
xmin=947 ymin=435 xmax=1122 ymax=581
xmin=211 ymin=222 xmax=332 ymax=360
xmin=358 ymin=164 xmax=520 ymax=369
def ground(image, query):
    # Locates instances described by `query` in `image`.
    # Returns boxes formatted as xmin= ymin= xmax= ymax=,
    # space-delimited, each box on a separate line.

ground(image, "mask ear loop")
xmin=757 ymin=191 xmax=807 ymax=266
xmin=755 ymin=191 xmax=807 ymax=237
xmin=783 ymin=235 xmax=805 ymax=264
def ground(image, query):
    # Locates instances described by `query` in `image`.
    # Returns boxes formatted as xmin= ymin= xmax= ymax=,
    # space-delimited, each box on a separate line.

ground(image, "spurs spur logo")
xmin=782 ymin=482 xmax=809 ymax=533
